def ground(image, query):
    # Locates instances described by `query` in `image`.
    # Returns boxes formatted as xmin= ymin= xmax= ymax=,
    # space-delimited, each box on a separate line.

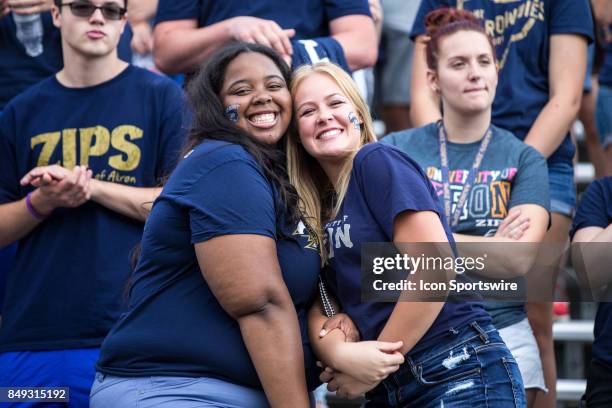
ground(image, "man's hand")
xmin=8 ymin=0 xmax=53 ymax=15
xmin=20 ymin=165 xmax=92 ymax=214
xmin=131 ymin=21 xmax=154 ymax=55
xmin=227 ymin=16 xmax=295 ymax=63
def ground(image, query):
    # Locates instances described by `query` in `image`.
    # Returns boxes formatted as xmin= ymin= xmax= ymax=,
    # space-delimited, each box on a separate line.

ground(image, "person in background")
xmin=592 ymin=0 xmax=612 ymax=175
xmin=0 ymin=0 xmax=135 ymax=323
xmin=152 ymin=0 xmax=377 ymax=75
xmin=410 ymin=2 xmax=594 ymax=405
xmin=0 ymin=0 xmax=186 ymax=405
xmin=571 ymin=176 xmax=612 ymax=407
xmin=384 ymin=8 xmax=550 ymax=406
xmin=374 ymin=0 xmax=419 ymax=133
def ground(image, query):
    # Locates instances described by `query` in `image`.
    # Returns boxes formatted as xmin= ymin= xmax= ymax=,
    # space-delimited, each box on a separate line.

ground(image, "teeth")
xmin=318 ymin=129 xmax=341 ymax=139
xmin=250 ymin=113 xmax=276 ymax=124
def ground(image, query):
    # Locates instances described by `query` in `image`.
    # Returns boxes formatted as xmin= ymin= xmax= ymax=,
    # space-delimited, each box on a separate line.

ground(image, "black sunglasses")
xmin=59 ymin=1 xmax=126 ymax=20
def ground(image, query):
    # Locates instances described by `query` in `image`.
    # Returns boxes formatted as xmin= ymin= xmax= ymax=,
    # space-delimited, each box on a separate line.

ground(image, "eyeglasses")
xmin=59 ymin=1 xmax=127 ymax=20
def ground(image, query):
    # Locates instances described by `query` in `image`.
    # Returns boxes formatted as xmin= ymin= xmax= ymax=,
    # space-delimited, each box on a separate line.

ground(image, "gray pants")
xmin=89 ymin=372 xmax=271 ymax=408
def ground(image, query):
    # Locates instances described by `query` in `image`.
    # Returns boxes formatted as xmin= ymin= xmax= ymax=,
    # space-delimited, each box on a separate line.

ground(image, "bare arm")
xmin=154 ymin=18 xmax=295 ymax=74
xmin=153 ymin=19 xmax=230 ymax=74
xmin=453 ymin=204 xmax=549 ymax=277
xmin=196 ymin=234 xmax=309 ymax=408
xmin=377 ymin=210 xmax=449 ymax=355
xmin=523 ymin=34 xmax=587 ymax=158
xmin=572 ymin=224 xmax=612 ymax=291
xmin=126 ymin=0 xmax=158 ymax=25
xmin=410 ymin=35 xmax=442 ymax=126
xmin=326 ymin=14 xmax=379 ymax=71
xmin=89 ymin=179 xmax=160 ymax=222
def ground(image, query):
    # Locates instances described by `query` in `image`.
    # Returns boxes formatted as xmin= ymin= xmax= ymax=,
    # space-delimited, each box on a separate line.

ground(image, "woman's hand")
xmin=494 ymin=210 xmax=530 ymax=240
xmin=319 ymin=313 xmax=360 ymax=342
xmin=324 ymin=340 xmax=404 ymax=384
xmin=324 ymin=370 xmax=379 ymax=400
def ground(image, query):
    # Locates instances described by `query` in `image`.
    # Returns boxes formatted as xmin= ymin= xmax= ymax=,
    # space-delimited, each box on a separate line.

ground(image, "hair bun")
xmin=424 ymin=7 xmax=481 ymax=38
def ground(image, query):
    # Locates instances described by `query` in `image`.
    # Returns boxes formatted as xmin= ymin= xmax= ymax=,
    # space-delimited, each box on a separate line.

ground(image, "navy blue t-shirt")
xmin=383 ymin=124 xmax=550 ymax=330
xmin=571 ymin=177 xmax=612 ymax=369
xmin=155 ymin=0 xmax=369 ymax=40
xmin=323 ymin=143 xmax=489 ymax=355
xmin=0 ymin=12 xmax=133 ymax=109
xmin=411 ymin=0 xmax=594 ymax=165
xmin=97 ymin=141 xmax=322 ymax=390
xmin=0 ymin=66 xmax=186 ymax=351
xmin=600 ymin=39 xmax=612 ymax=87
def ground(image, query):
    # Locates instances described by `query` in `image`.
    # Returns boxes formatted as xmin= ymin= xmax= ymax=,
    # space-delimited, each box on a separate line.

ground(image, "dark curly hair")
xmin=182 ymin=42 xmax=300 ymax=228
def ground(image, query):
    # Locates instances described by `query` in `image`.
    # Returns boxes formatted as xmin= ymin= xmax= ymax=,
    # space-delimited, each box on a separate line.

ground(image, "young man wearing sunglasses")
xmin=0 ymin=1 xmax=187 ymax=405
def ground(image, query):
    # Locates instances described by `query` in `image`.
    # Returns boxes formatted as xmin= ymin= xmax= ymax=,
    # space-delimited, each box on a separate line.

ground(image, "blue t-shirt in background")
xmin=323 ymin=143 xmax=489 ymax=355
xmin=600 ymin=40 xmax=612 ymax=87
xmin=0 ymin=66 xmax=186 ymax=352
xmin=383 ymin=123 xmax=550 ymax=330
xmin=97 ymin=141 xmax=322 ymax=390
xmin=0 ymin=12 xmax=133 ymax=109
xmin=411 ymin=0 xmax=594 ymax=165
xmin=154 ymin=0 xmax=369 ymax=71
xmin=155 ymin=0 xmax=369 ymax=40
xmin=571 ymin=177 xmax=612 ymax=369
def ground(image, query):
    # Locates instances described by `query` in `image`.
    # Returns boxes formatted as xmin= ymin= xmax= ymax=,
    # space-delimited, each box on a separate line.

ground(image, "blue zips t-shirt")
xmin=411 ymin=0 xmax=594 ymax=165
xmin=0 ymin=65 xmax=186 ymax=351
xmin=97 ymin=141 xmax=322 ymax=390
xmin=323 ymin=143 xmax=489 ymax=355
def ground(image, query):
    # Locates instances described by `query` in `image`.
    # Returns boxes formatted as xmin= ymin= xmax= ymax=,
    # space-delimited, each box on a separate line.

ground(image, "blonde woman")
xmin=288 ymin=61 xmax=525 ymax=407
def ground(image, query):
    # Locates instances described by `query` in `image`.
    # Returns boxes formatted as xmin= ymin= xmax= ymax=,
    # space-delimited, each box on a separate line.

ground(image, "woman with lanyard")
xmin=384 ymin=8 xmax=550 ymax=407
xmin=287 ymin=59 xmax=524 ymax=406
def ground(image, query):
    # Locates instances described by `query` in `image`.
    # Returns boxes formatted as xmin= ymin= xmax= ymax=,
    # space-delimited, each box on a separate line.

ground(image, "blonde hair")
xmin=287 ymin=62 xmax=377 ymax=261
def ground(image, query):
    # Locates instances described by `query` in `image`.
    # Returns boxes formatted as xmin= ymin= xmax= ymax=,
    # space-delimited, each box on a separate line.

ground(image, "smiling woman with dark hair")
xmin=91 ymin=43 xmax=321 ymax=408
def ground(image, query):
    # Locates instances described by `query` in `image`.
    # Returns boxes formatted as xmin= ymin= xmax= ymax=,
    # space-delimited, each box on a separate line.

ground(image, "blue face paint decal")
xmin=348 ymin=111 xmax=360 ymax=130
xmin=225 ymin=104 xmax=240 ymax=123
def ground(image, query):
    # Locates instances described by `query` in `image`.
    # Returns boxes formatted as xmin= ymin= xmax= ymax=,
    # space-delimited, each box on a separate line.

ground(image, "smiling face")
xmin=428 ymin=30 xmax=498 ymax=117
xmin=52 ymin=0 xmax=127 ymax=59
xmin=220 ymin=52 xmax=292 ymax=145
xmin=294 ymin=72 xmax=363 ymax=165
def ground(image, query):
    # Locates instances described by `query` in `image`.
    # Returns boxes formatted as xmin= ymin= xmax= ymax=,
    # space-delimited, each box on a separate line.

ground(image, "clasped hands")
xmin=317 ymin=313 xmax=405 ymax=400
xmin=21 ymin=165 xmax=93 ymax=215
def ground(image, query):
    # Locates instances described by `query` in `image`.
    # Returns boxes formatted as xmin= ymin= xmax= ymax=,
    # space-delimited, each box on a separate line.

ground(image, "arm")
xmin=591 ymin=0 xmax=612 ymax=27
xmin=127 ymin=0 xmax=158 ymax=25
xmin=572 ymin=225 xmax=612 ymax=291
xmin=523 ymin=34 xmax=587 ymax=158
xmin=453 ymin=204 xmax=549 ymax=278
xmin=6 ymin=0 xmax=52 ymax=14
xmin=154 ymin=18 xmax=295 ymax=74
xmin=89 ymin=179 xmax=161 ymax=222
xmin=196 ymin=234 xmax=309 ymax=408
xmin=409 ymin=36 xmax=442 ymax=126
xmin=327 ymin=14 xmax=378 ymax=70
xmin=377 ymin=210 xmax=449 ymax=355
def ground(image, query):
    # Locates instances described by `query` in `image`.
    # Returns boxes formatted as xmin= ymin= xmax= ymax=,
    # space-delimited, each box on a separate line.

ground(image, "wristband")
xmin=26 ymin=192 xmax=49 ymax=221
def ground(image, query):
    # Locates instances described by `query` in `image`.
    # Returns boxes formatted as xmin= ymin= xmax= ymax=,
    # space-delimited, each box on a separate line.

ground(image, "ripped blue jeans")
xmin=365 ymin=321 xmax=526 ymax=407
